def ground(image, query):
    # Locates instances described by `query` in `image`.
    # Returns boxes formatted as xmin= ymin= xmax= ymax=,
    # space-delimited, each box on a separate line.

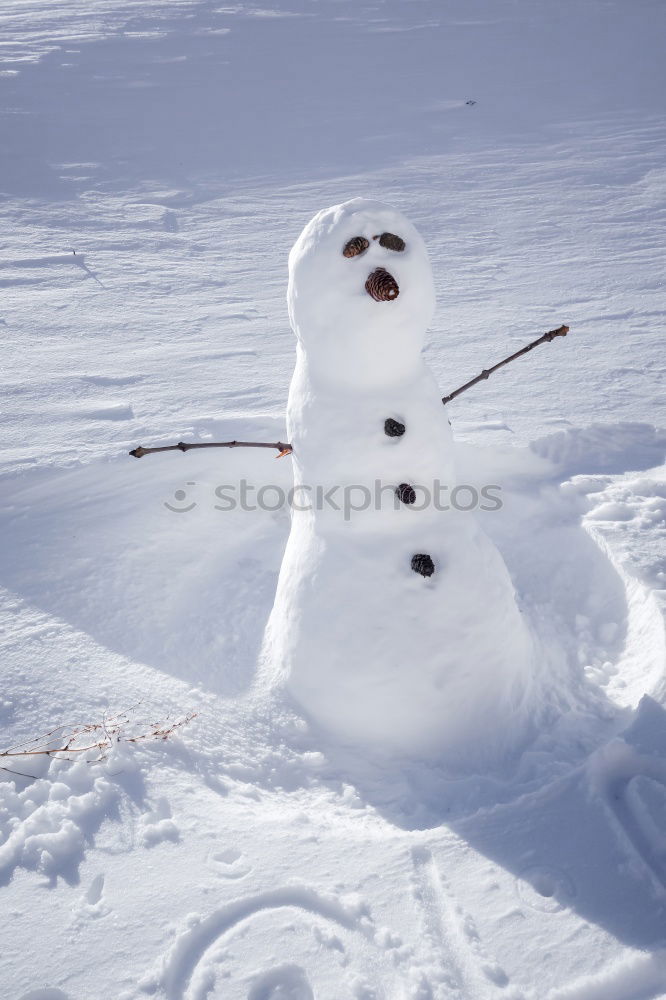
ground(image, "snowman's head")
xmin=287 ymin=199 xmax=436 ymax=389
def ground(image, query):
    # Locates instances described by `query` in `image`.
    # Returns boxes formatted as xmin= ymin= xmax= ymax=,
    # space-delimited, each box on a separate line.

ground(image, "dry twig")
xmin=0 ymin=705 xmax=198 ymax=779
xmin=129 ymin=440 xmax=292 ymax=460
xmin=441 ymin=325 xmax=570 ymax=405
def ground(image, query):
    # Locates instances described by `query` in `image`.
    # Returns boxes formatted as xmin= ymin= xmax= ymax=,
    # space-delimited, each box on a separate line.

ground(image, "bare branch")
xmin=129 ymin=440 xmax=292 ymax=459
xmin=441 ymin=325 xmax=570 ymax=405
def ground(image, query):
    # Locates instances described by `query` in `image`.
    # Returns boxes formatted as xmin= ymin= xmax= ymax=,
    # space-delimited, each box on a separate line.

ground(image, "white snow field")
xmin=1 ymin=0 xmax=665 ymax=997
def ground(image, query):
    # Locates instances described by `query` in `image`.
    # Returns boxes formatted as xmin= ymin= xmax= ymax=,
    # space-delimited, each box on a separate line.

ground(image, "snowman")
xmin=258 ymin=198 xmax=535 ymax=761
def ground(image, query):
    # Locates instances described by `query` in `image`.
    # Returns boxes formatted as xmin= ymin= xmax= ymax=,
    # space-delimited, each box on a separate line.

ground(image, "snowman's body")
xmin=260 ymin=199 xmax=534 ymax=759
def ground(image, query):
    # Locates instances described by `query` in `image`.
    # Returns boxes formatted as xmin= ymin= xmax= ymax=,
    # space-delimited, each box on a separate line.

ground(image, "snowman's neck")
xmin=294 ymin=342 xmax=427 ymax=394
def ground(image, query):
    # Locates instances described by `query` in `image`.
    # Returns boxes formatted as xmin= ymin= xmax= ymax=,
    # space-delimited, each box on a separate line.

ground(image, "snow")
xmin=1 ymin=0 xmax=666 ymax=997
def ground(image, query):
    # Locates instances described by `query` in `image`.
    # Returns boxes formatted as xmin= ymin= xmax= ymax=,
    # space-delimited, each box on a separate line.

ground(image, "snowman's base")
xmin=259 ymin=513 xmax=536 ymax=762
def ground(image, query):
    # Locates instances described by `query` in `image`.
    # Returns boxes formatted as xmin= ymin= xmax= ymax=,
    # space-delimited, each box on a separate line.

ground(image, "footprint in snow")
xmin=248 ymin=963 xmax=314 ymax=1000
xmin=209 ymin=846 xmax=252 ymax=879
xmin=86 ymin=872 xmax=105 ymax=906
xmin=70 ymin=872 xmax=109 ymax=927
xmin=515 ymin=864 xmax=576 ymax=913
xmin=140 ymin=797 xmax=180 ymax=847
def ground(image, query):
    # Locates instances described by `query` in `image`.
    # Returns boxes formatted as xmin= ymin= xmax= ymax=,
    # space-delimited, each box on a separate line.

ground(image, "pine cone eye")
xmin=342 ymin=236 xmax=370 ymax=258
xmin=365 ymin=267 xmax=399 ymax=301
xmin=378 ymin=232 xmax=406 ymax=252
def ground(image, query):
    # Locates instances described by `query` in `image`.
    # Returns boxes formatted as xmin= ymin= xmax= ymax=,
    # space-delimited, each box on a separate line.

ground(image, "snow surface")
xmin=1 ymin=0 xmax=666 ymax=997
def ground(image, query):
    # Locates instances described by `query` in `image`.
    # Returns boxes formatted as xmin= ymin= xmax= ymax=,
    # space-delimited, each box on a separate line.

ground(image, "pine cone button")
xmin=411 ymin=553 xmax=435 ymax=577
xmin=384 ymin=418 xmax=405 ymax=437
xmin=365 ymin=268 xmax=399 ymax=301
xmin=396 ymin=483 xmax=416 ymax=505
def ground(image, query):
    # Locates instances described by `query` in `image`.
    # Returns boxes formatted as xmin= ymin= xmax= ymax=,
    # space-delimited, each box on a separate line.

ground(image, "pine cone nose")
xmin=365 ymin=267 xmax=399 ymax=302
